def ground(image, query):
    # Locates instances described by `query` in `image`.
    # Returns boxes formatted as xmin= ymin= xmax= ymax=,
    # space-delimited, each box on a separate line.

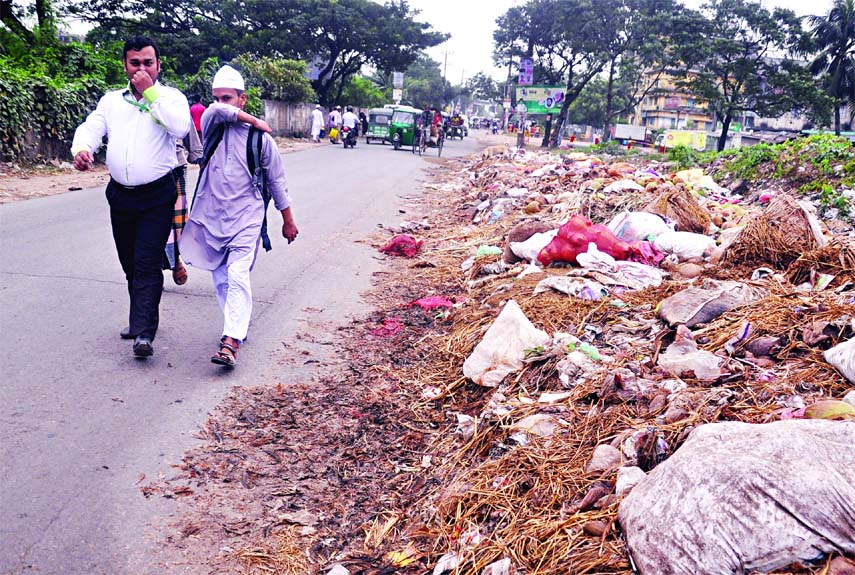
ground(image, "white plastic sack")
xmin=619 ymin=419 xmax=855 ymax=575
xmin=604 ymin=179 xmax=644 ymax=194
xmin=607 ymin=211 xmax=674 ymax=243
xmin=463 ymin=300 xmax=551 ymax=387
xmin=825 ymin=338 xmax=855 ymax=383
xmin=658 ymin=329 xmax=721 ymax=381
xmin=654 ymin=231 xmax=716 ymax=261
xmin=509 ymin=229 xmax=558 ymax=263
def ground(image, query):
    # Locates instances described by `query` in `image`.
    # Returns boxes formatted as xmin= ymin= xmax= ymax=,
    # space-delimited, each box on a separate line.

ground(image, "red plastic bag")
xmin=380 ymin=234 xmax=423 ymax=258
xmin=538 ymin=215 xmax=630 ymax=266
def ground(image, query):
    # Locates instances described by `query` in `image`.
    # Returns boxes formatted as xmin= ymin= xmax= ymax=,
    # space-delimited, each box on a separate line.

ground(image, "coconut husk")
xmin=723 ymin=195 xmax=826 ymax=269
xmin=787 ymin=236 xmax=855 ymax=286
xmin=644 ymin=184 xmax=711 ymax=234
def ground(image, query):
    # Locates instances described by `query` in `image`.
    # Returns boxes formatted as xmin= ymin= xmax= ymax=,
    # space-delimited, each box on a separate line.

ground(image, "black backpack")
xmin=192 ymin=123 xmax=274 ymax=251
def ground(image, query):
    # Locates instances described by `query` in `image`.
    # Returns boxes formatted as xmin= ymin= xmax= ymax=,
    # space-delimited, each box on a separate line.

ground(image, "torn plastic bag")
xmin=462 ymin=300 xmax=550 ymax=387
xmin=657 ymin=327 xmax=721 ymax=381
xmin=380 ymin=234 xmax=423 ymax=258
xmin=653 ymin=231 xmax=716 ymax=261
xmin=619 ymin=419 xmax=855 ymax=575
xmin=510 ymin=229 xmax=558 ymax=263
xmin=607 ymin=211 xmax=674 ymax=243
xmin=538 ymin=215 xmax=630 ymax=266
xmin=658 ymin=280 xmax=766 ymax=328
xmin=824 ymin=338 xmax=855 ymax=383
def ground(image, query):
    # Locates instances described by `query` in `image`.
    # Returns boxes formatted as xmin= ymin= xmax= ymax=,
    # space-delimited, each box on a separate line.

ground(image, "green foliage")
xmin=243 ymin=87 xmax=264 ymax=118
xmin=402 ymin=53 xmax=447 ymax=109
xmin=668 ymin=145 xmax=699 ymax=169
xmin=231 ymin=55 xmax=316 ymax=104
xmin=0 ymin=44 xmax=111 ymax=162
xmin=341 ymin=76 xmax=385 ymax=109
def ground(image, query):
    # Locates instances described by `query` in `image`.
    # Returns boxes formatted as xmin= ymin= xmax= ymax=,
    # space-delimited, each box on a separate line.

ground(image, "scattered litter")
xmin=380 ymin=234 xmax=423 ymax=258
xmin=824 ymin=338 xmax=855 ymax=383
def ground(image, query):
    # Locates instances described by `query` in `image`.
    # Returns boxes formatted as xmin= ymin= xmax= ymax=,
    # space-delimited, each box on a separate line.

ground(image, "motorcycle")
xmin=341 ymin=125 xmax=357 ymax=148
xmin=450 ymin=125 xmax=464 ymax=140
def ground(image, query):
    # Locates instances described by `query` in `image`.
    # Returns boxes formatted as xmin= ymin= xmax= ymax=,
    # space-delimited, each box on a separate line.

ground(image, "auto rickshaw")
xmin=389 ymin=106 xmax=423 ymax=151
xmin=365 ymin=107 xmax=393 ymax=144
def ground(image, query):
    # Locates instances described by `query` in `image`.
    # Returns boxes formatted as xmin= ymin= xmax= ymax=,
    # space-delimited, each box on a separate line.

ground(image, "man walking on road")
xmin=179 ymin=65 xmax=298 ymax=368
xmin=71 ymin=36 xmax=191 ymax=358
xmin=310 ymin=104 xmax=324 ymax=142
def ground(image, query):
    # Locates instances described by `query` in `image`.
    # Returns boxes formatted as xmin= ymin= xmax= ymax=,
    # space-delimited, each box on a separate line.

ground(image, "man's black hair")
xmin=192 ymin=94 xmax=202 ymax=103
xmin=123 ymin=36 xmax=160 ymax=61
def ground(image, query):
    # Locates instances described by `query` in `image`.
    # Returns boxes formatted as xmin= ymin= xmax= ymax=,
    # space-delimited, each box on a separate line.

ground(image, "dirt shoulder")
xmin=0 ymin=138 xmax=323 ymax=204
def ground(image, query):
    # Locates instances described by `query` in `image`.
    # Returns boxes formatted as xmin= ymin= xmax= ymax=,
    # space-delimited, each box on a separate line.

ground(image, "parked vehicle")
xmin=654 ymin=129 xmax=707 ymax=151
xmin=341 ymin=125 xmax=357 ymax=148
xmin=389 ymin=106 xmax=423 ymax=151
xmin=365 ymin=107 xmax=393 ymax=144
xmin=613 ymin=123 xmax=649 ymax=143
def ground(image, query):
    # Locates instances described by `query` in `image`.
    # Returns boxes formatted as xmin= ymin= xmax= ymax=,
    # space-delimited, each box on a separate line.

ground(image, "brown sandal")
xmin=172 ymin=260 xmax=188 ymax=285
xmin=211 ymin=337 xmax=238 ymax=367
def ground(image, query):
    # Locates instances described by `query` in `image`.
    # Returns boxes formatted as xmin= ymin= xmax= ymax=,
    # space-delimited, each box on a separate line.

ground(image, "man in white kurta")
xmin=179 ymin=65 xmax=298 ymax=367
xmin=310 ymin=104 xmax=324 ymax=142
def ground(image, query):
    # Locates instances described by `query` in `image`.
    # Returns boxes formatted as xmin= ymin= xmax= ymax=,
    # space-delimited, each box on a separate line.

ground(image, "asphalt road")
xmin=0 ymin=133 xmax=482 ymax=574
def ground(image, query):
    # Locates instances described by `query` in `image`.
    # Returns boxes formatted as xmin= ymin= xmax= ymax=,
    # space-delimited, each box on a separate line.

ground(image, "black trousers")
xmin=106 ymin=173 xmax=177 ymax=340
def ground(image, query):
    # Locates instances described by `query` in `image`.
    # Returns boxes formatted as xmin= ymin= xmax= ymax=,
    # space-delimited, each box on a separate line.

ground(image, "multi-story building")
xmin=633 ymin=72 xmax=715 ymax=131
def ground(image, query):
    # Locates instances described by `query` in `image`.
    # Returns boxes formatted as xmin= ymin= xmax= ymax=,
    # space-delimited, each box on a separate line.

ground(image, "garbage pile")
xmin=355 ymin=143 xmax=854 ymax=575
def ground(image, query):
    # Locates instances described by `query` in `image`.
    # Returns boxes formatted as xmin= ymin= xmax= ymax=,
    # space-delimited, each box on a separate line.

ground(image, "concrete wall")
xmin=264 ymin=101 xmax=318 ymax=137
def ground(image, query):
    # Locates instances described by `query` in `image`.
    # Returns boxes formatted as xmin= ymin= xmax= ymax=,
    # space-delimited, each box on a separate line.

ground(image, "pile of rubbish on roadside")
xmin=348 ymin=140 xmax=855 ymax=575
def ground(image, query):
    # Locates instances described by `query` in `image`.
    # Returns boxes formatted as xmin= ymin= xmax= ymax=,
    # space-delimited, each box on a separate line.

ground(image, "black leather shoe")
xmin=120 ymin=327 xmax=134 ymax=340
xmin=133 ymin=336 xmax=153 ymax=357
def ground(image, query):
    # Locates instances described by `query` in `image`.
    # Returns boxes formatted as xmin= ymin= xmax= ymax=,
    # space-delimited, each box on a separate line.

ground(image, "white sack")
xmin=654 ymin=231 xmax=716 ymax=261
xmin=619 ymin=419 xmax=855 ymax=575
xmin=825 ymin=338 xmax=855 ymax=383
xmin=510 ymin=229 xmax=559 ymax=263
xmin=607 ymin=211 xmax=674 ymax=242
xmin=463 ymin=300 xmax=550 ymax=387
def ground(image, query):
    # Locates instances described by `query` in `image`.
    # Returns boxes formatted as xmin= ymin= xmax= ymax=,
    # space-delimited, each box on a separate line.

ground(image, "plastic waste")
xmin=462 ymin=300 xmax=551 ymax=387
xmin=653 ymin=231 xmax=716 ymax=261
xmin=657 ymin=326 xmax=721 ymax=381
xmin=619 ymin=419 xmax=855 ymax=575
xmin=476 ymin=245 xmax=503 ymax=258
xmin=658 ymin=280 xmax=765 ymax=328
xmin=410 ymin=296 xmax=455 ymax=311
xmin=607 ymin=211 xmax=674 ymax=242
xmin=510 ymin=413 xmax=561 ymax=437
xmin=615 ymin=466 xmax=647 ymax=496
xmin=533 ymin=276 xmax=607 ymax=299
xmin=824 ymin=338 xmax=855 ymax=383
xmin=480 ymin=558 xmax=511 ymax=575
xmin=604 ymin=179 xmax=645 ymax=194
xmin=433 ymin=552 xmax=460 ymax=575
xmin=538 ymin=215 xmax=631 ymax=265
xmin=380 ymin=234 xmax=423 ymax=258
xmin=509 ymin=229 xmax=559 ymax=263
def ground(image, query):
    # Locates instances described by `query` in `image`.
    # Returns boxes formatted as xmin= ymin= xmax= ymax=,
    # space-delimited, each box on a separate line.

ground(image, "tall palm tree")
xmin=808 ymin=0 xmax=855 ymax=134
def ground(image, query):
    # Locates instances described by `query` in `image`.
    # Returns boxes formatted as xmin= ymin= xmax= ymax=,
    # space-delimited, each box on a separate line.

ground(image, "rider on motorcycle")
xmin=342 ymin=106 xmax=359 ymax=135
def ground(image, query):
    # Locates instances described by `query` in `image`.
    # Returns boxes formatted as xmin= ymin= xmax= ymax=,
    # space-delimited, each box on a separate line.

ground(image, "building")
xmin=633 ymin=72 xmax=715 ymax=131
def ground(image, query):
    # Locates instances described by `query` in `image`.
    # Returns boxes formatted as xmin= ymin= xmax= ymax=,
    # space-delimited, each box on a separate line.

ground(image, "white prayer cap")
xmin=315 ymin=104 xmax=321 ymax=109
xmin=212 ymin=65 xmax=245 ymax=91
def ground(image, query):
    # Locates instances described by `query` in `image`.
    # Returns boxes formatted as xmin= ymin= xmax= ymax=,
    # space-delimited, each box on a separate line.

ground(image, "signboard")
xmin=518 ymin=85 xmax=565 ymax=114
xmin=663 ymin=96 xmax=681 ymax=110
xmin=518 ymin=58 xmax=534 ymax=86
xmin=392 ymin=72 xmax=404 ymax=89
xmin=392 ymin=88 xmax=403 ymax=103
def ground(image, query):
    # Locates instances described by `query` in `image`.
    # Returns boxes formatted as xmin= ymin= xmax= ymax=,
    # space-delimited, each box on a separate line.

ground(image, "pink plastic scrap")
xmin=380 ymin=234 xmax=423 ymax=258
xmin=370 ymin=316 xmax=404 ymax=337
xmin=410 ymin=296 xmax=455 ymax=311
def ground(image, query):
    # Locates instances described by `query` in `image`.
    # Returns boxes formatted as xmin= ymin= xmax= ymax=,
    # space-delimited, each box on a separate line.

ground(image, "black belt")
xmin=110 ymin=169 xmax=175 ymax=192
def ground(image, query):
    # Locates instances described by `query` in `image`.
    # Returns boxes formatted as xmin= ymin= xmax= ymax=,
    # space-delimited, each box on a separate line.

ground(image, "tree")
xmin=401 ymin=53 xmax=446 ymax=108
xmin=806 ymin=0 xmax=855 ymax=135
xmin=465 ymin=72 xmax=501 ymax=102
xmin=598 ymin=0 xmax=684 ymax=141
xmin=678 ymin=0 xmax=821 ymax=151
xmin=231 ymin=55 xmax=317 ymax=103
xmin=2 ymin=0 xmax=56 ymax=46
xmin=341 ymin=75 xmax=385 ymax=108
xmin=65 ymin=0 xmax=446 ymax=105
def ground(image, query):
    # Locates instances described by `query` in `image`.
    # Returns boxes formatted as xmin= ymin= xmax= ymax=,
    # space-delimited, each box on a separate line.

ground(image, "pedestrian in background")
xmin=163 ymin=127 xmax=203 ymax=286
xmin=190 ymin=94 xmax=206 ymax=142
xmin=71 ymin=36 xmax=191 ymax=358
xmin=310 ymin=104 xmax=324 ymax=142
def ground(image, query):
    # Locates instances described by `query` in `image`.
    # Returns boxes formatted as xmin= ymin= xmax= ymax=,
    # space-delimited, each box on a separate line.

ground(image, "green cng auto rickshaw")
xmin=389 ymin=106 xmax=423 ymax=151
xmin=365 ymin=107 xmax=394 ymax=144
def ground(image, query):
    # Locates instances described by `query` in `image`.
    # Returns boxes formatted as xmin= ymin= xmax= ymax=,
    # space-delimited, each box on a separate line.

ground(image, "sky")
xmin=411 ymin=0 xmax=837 ymax=86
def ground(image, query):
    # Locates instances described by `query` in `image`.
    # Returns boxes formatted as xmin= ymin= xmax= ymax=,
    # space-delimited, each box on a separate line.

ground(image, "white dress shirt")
xmin=71 ymin=82 xmax=191 ymax=187
xmin=342 ymin=111 xmax=359 ymax=130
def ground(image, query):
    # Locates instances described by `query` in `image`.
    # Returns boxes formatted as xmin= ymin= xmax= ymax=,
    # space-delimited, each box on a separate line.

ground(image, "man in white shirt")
xmin=342 ymin=106 xmax=359 ymax=131
xmin=328 ymin=105 xmax=342 ymax=142
xmin=72 ymin=36 xmax=191 ymax=358
xmin=310 ymin=104 xmax=324 ymax=142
